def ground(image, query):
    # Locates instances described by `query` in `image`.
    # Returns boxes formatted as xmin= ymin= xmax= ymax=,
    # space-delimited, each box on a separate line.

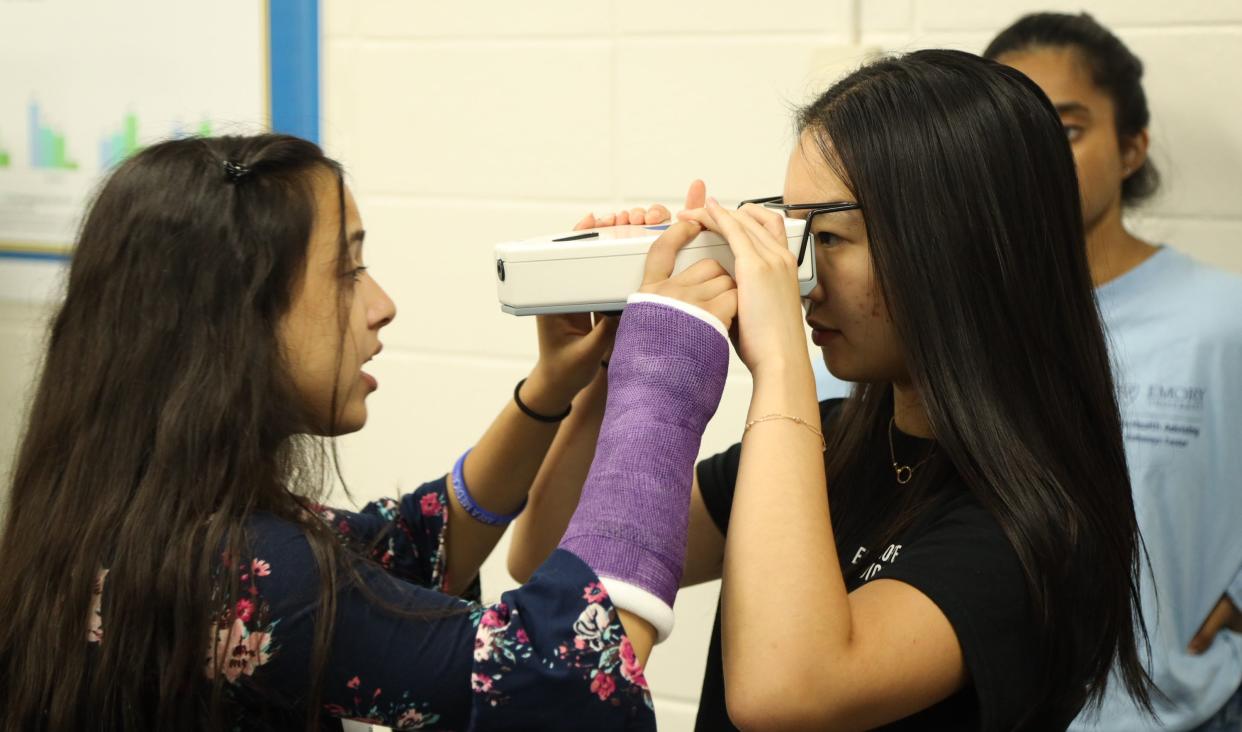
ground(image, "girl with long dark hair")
xmin=511 ymin=49 xmax=1156 ymax=730
xmin=0 ymin=133 xmax=741 ymax=729
xmin=986 ymin=13 xmax=1242 ymax=732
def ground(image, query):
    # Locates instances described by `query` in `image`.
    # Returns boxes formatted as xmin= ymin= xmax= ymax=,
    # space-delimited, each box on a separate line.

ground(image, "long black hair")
xmin=984 ymin=11 xmax=1160 ymax=206
xmin=0 ymin=134 xmax=377 ymax=729
xmin=801 ymin=50 xmax=1153 ymax=728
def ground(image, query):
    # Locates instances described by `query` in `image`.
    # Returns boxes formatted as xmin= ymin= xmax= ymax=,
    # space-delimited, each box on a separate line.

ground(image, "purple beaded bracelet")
xmin=452 ymin=448 xmax=527 ymax=526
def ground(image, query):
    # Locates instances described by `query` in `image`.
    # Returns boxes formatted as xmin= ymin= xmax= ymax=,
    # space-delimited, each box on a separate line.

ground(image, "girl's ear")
xmin=1120 ymin=128 xmax=1149 ymax=177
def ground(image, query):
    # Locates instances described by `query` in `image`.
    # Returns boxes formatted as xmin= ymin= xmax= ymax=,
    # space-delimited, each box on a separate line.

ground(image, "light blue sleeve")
xmin=1228 ymin=564 xmax=1242 ymax=611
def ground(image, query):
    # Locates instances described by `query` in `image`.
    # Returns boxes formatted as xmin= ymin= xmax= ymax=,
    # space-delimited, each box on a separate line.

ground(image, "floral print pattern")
xmin=554 ymin=586 xmax=651 ymax=708
xmin=205 ymin=550 xmax=278 ymax=683
xmin=470 ymin=601 xmax=534 ymax=708
xmin=322 ymin=675 xmax=443 ymax=730
xmin=208 ymin=617 xmax=275 ymax=683
xmin=84 ymin=478 xmax=655 ymax=729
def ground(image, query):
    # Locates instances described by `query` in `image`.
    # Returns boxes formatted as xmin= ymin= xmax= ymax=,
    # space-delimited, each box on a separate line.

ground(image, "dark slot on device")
xmin=552 ymin=232 xmax=600 ymax=242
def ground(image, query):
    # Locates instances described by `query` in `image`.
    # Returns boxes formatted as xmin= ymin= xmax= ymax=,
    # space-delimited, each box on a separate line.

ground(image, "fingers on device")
xmin=494 ymin=218 xmax=812 ymax=315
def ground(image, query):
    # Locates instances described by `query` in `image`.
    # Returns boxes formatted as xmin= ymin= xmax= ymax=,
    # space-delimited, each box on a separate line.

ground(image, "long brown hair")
xmin=805 ymin=51 xmax=1153 ymax=727
xmin=0 ymin=134 xmax=362 ymax=729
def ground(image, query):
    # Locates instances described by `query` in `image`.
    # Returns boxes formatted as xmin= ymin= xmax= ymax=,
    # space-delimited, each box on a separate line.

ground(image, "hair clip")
xmin=222 ymin=160 xmax=252 ymax=183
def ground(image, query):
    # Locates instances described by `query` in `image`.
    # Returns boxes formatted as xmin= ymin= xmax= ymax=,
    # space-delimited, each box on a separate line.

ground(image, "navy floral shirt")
xmin=89 ymin=477 xmax=655 ymax=730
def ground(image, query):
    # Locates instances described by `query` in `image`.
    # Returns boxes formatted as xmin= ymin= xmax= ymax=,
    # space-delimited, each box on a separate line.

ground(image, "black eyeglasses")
xmin=738 ymin=196 xmax=861 ymax=265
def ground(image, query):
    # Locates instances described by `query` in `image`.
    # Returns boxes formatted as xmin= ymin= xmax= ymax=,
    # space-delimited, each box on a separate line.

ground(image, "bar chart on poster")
xmin=0 ymin=0 xmax=319 ymax=302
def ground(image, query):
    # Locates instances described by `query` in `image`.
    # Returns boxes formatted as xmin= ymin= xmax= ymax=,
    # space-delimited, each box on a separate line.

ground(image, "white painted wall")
xmin=2 ymin=2 xmax=1239 ymax=729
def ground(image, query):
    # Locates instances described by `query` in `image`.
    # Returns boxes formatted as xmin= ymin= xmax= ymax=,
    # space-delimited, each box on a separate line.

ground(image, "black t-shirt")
xmin=693 ymin=399 xmax=1052 ymax=731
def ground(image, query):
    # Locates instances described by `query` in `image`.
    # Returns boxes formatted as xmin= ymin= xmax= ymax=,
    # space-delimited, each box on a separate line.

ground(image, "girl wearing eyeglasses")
xmin=512 ymin=49 xmax=1156 ymax=730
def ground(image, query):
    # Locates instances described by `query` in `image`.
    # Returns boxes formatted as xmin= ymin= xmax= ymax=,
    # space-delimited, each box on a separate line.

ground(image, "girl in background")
xmin=987 ymin=13 xmax=1242 ymax=731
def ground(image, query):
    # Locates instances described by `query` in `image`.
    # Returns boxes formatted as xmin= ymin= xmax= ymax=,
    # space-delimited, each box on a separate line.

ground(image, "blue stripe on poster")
xmin=269 ymin=0 xmax=320 ymax=144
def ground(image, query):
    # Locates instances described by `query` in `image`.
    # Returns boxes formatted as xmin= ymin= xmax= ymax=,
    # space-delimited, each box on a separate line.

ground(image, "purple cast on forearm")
xmin=558 ymin=299 xmax=729 ymax=634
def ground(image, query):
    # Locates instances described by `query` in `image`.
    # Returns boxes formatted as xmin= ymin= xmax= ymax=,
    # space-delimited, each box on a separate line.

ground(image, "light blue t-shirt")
xmin=811 ymin=247 xmax=1242 ymax=729
xmin=1073 ymin=247 xmax=1242 ymax=731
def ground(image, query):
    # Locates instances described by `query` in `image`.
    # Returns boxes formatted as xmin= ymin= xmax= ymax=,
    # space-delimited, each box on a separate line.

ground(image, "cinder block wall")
xmin=1 ymin=3 xmax=1238 ymax=730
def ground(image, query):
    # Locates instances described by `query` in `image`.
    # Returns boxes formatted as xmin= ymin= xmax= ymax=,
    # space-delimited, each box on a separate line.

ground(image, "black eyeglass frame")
xmin=738 ymin=195 xmax=861 ymax=266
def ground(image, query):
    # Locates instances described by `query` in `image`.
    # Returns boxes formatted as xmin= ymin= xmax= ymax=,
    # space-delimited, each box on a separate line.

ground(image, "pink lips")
xmin=811 ymin=328 xmax=842 ymax=347
xmin=361 ymin=343 xmax=382 ymax=391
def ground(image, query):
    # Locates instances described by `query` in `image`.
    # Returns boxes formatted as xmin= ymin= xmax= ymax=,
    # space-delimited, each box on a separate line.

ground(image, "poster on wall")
xmin=0 ymin=0 xmax=319 ymax=303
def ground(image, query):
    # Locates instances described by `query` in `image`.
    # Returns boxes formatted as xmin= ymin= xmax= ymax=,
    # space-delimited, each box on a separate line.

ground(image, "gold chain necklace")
xmin=888 ymin=416 xmax=936 ymax=485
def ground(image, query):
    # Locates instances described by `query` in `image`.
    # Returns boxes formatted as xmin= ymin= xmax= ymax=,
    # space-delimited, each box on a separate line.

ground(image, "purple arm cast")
xmin=558 ymin=299 xmax=729 ymax=638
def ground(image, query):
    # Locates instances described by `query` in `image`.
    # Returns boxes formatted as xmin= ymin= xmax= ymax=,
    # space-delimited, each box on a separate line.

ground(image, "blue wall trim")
xmin=269 ymin=0 xmax=320 ymax=144
xmin=0 ymin=251 xmax=71 ymax=262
